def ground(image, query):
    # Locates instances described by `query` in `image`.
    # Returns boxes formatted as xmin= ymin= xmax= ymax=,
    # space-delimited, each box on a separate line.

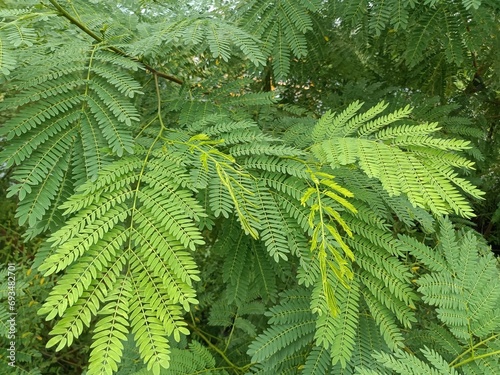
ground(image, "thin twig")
xmin=47 ymin=0 xmax=183 ymax=85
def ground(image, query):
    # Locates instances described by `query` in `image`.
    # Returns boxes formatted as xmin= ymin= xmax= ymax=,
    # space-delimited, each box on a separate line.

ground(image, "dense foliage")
xmin=1 ymin=0 xmax=499 ymax=374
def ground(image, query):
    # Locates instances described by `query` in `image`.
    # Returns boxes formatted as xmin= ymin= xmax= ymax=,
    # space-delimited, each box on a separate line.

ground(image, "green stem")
xmin=135 ymin=114 xmax=159 ymax=140
xmin=450 ymin=333 xmax=500 ymax=366
xmin=452 ymin=349 xmax=500 ymax=368
xmin=224 ymin=312 xmax=237 ymax=352
xmin=154 ymin=74 xmax=168 ymax=130
xmin=124 ymin=72 xmax=165 ymax=263
xmin=46 ymin=0 xmax=183 ymax=85
xmin=187 ymin=323 xmax=245 ymax=373
xmin=0 ymin=223 xmax=24 ymax=237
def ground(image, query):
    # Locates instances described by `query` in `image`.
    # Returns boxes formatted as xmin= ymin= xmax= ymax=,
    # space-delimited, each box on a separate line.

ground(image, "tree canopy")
xmin=1 ymin=0 xmax=499 ymax=374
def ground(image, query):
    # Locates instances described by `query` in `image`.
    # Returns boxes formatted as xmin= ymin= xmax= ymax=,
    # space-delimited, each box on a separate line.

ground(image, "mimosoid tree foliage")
xmin=1 ymin=0 xmax=500 ymax=374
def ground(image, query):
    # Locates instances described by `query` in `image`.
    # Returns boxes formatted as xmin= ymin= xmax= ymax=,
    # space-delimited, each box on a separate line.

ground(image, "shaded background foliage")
xmin=1 ymin=0 xmax=499 ymax=374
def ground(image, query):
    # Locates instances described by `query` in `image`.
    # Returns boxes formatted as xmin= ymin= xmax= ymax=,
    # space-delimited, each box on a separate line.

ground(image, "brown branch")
xmin=47 ymin=0 xmax=183 ymax=85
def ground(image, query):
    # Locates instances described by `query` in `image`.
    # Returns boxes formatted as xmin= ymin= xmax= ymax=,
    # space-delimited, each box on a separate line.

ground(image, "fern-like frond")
xmin=351 ymin=237 xmax=417 ymax=310
xmin=362 ymin=288 xmax=405 ymax=351
xmin=128 ymin=263 xmax=171 ymax=374
xmin=302 ymin=346 xmax=331 ymax=375
xmin=239 ymin=0 xmax=317 ymax=80
xmin=313 ymin=274 xmax=361 ymax=368
xmin=414 ymin=219 xmax=500 ymax=341
xmin=87 ymin=275 xmax=131 ymax=375
xmin=34 ymin=147 xmax=204 ymax=373
xmin=218 ymin=221 xmax=252 ymax=304
xmin=0 ymin=31 xmax=17 ymax=76
xmin=163 ymin=341 xmax=218 ymax=375
xmin=0 ymin=43 xmax=141 ymax=239
xmin=248 ymin=288 xmax=316 ymax=370
xmin=133 ymin=17 xmax=266 ymax=66
xmin=350 ymin=313 xmax=389 ymax=372
xmin=2 ymin=2 xmax=496 ymax=375
xmin=250 ymin=241 xmax=279 ymax=302
xmin=253 ymin=181 xmax=292 ymax=262
xmin=362 ymin=348 xmax=460 ymax=375
xmin=311 ymin=103 xmax=484 ymax=218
